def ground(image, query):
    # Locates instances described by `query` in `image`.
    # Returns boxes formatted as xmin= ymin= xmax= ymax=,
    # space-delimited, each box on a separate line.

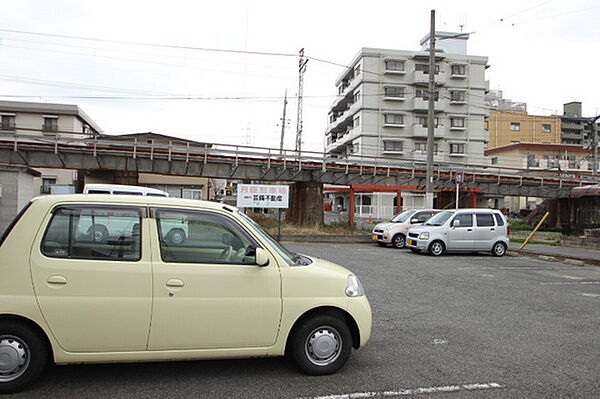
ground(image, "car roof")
xmin=31 ymin=194 xmax=235 ymax=212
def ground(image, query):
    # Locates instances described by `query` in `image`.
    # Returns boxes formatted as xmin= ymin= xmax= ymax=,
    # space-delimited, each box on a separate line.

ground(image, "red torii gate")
xmin=324 ymin=184 xmax=481 ymax=226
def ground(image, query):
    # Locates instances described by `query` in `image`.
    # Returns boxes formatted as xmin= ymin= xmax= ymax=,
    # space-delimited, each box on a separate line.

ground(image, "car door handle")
xmin=490 ymin=228 xmax=495 ymax=231
xmin=467 ymin=229 xmax=472 ymax=232
xmin=47 ymin=275 xmax=67 ymax=285
xmin=166 ymin=279 xmax=184 ymax=288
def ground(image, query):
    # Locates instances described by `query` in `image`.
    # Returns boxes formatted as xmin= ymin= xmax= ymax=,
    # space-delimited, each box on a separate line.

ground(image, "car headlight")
xmin=418 ymin=232 xmax=430 ymax=240
xmin=345 ymin=274 xmax=365 ymax=297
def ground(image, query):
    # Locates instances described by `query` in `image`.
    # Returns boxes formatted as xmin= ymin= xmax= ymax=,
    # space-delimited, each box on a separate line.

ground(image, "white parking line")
xmin=578 ymin=293 xmax=600 ymax=298
xmin=295 ymin=382 xmax=503 ymax=399
xmin=541 ymin=281 xmax=600 ymax=286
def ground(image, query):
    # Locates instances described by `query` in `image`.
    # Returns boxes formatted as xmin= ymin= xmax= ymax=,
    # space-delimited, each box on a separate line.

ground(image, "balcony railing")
xmin=0 ymin=122 xmax=16 ymax=130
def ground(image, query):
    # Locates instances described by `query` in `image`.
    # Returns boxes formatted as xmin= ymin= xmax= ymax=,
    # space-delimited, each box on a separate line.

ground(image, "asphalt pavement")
xmin=6 ymin=243 xmax=600 ymax=399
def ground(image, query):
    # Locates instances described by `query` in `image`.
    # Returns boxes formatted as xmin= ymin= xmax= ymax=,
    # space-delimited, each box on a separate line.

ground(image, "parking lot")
xmin=7 ymin=243 xmax=600 ymax=398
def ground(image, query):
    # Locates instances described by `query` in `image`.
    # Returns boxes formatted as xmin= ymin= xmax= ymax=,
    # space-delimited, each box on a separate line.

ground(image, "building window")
xmin=384 ymin=114 xmax=404 ymax=126
xmin=510 ymin=122 xmax=521 ymax=131
xmin=416 ymin=116 xmax=439 ymax=128
xmin=542 ymin=124 xmax=552 ymax=133
xmin=491 ymin=157 xmax=498 ymax=165
xmin=41 ymin=178 xmax=56 ymax=194
xmin=415 ymin=64 xmax=440 ymax=74
xmin=450 ymin=143 xmax=465 ymax=155
xmin=415 ymin=88 xmax=439 ymax=101
xmin=1 ymin=114 xmax=16 ymax=130
xmin=349 ymin=142 xmax=359 ymax=154
xmin=450 ymin=117 xmax=465 ymax=128
xmin=383 ymin=141 xmax=403 ymax=152
xmin=354 ymin=64 xmax=361 ymax=78
xmin=353 ymin=116 xmax=360 ymax=128
xmin=484 ymin=120 xmax=489 ymax=131
xmin=353 ymin=90 xmax=360 ymax=103
xmin=43 ymin=117 xmax=58 ymax=133
xmin=543 ymin=154 xmax=558 ymax=168
xmin=451 ymin=64 xmax=466 ymax=75
xmin=450 ymin=91 xmax=466 ymax=103
xmin=414 ymin=142 xmax=438 ymax=154
xmin=385 ymin=60 xmax=405 ymax=72
xmin=384 ymin=87 xmax=405 ymax=99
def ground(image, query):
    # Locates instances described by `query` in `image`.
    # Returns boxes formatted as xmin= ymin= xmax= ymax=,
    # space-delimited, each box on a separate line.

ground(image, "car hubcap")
xmin=305 ymin=326 xmax=341 ymax=366
xmin=172 ymin=233 xmax=183 ymax=244
xmin=94 ymin=231 xmax=104 ymax=241
xmin=0 ymin=336 xmax=30 ymax=382
xmin=495 ymin=244 xmax=505 ymax=255
xmin=394 ymin=236 xmax=405 ymax=248
xmin=432 ymin=243 xmax=442 ymax=255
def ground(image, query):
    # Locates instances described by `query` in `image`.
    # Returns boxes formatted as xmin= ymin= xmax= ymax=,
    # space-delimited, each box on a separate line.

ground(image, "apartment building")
xmin=0 ymin=100 xmax=103 ymax=194
xmin=561 ymin=101 xmax=597 ymax=146
xmin=486 ymin=109 xmax=561 ymax=149
xmin=325 ymin=32 xmax=489 ymax=166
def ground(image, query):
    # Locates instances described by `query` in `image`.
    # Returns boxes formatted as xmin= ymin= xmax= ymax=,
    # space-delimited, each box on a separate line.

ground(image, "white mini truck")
xmin=0 ymin=195 xmax=372 ymax=393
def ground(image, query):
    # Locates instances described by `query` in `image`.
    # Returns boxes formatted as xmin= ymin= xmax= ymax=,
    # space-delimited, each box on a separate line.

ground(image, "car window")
xmin=493 ymin=213 xmax=505 ymax=226
xmin=413 ymin=212 xmax=432 ymax=223
xmin=41 ymin=206 xmax=142 ymax=261
xmin=451 ymin=213 xmax=473 ymax=228
xmin=155 ymin=209 xmax=258 ymax=265
xmin=476 ymin=213 xmax=495 ymax=227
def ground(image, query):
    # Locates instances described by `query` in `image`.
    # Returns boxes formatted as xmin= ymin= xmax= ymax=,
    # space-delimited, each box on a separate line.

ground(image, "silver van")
xmin=405 ymin=209 xmax=509 ymax=256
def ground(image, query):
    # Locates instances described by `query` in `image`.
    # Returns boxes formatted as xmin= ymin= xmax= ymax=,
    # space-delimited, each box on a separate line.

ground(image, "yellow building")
xmin=486 ymin=110 xmax=561 ymax=149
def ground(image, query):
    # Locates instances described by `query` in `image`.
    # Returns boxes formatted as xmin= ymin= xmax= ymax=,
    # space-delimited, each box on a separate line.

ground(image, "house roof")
xmin=99 ymin=132 xmax=212 ymax=147
xmin=0 ymin=100 xmax=103 ymax=134
xmin=484 ymin=142 xmax=591 ymax=156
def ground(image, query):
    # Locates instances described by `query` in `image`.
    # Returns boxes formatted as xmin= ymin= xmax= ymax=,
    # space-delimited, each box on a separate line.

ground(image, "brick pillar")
xmin=470 ymin=191 xmax=478 ymax=208
xmin=349 ymin=188 xmax=356 ymax=228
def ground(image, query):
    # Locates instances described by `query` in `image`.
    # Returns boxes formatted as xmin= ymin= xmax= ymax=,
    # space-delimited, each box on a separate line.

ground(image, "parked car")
xmin=372 ymin=209 xmax=439 ymax=248
xmin=0 ymin=194 xmax=371 ymax=393
xmin=405 ymin=208 xmax=509 ymax=256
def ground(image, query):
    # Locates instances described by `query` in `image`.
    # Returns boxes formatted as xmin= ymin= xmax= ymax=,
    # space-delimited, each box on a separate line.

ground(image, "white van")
xmin=405 ymin=208 xmax=510 ymax=256
xmin=83 ymin=184 xmax=169 ymax=197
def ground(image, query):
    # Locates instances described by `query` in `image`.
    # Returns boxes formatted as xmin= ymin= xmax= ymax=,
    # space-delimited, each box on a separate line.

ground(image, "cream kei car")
xmin=0 ymin=195 xmax=371 ymax=393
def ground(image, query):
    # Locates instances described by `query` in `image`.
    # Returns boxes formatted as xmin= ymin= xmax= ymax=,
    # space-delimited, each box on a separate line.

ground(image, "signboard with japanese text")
xmin=236 ymin=184 xmax=289 ymax=209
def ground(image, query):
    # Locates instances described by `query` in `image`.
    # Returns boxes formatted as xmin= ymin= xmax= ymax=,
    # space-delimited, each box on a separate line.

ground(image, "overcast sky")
xmin=1 ymin=0 xmax=598 ymax=152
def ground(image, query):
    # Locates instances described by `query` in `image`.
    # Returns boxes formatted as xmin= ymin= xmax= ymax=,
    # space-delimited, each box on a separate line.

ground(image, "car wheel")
xmin=492 ymin=242 xmax=507 ymax=257
xmin=166 ymin=228 xmax=186 ymax=245
xmin=391 ymin=234 xmax=406 ymax=249
xmin=409 ymin=248 xmax=422 ymax=254
xmin=87 ymin=224 xmax=109 ymax=243
xmin=0 ymin=321 xmax=48 ymax=394
xmin=376 ymin=242 xmax=387 ymax=247
xmin=428 ymin=240 xmax=445 ymax=256
xmin=290 ymin=314 xmax=352 ymax=375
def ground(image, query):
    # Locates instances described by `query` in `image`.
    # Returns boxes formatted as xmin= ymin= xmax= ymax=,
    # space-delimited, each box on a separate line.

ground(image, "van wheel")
xmin=166 ymin=228 xmax=186 ymax=245
xmin=87 ymin=224 xmax=109 ymax=243
xmin=0 ymin=321 xmax=48 ymax=394
xmin=290 ymin=314 xmax=352 ymax=375
xmin=428 ymin=240 xmax=445 ymax=256
xmin=392 ymin=234 xmax=406 ymax=249
xmin=492 ymin=242 xmax=507 ymax=257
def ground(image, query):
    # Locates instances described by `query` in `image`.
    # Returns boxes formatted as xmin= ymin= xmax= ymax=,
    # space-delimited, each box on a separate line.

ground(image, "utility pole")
xmin=279 ymin=89 xmax=288 ymax=154
xmin=425 ymin=9 xmax=436 ymax=208
xmin=591 ymin=115 xmax=599 ymax=177
xmin=295 ymin=48 xmax=308 ymax=155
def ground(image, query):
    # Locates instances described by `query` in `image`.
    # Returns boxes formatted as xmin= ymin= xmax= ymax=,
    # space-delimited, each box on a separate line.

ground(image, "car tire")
xmin=166 ymin=228 xmax=186 ymax=245
xmin=87 ymin=224 xmax=109 ymax=243
xmin=290 ymin=314 xmax=352 ymax=375
xmin=376 ymin=242 xmax=387 ymax=247
xmin=391 ymin=234 xmax=406 ymax=249
xmin=0 ymin=321 xmax=49 ymax=394
xmin=492 ymin=242 xmax=507 ymax=257
xmin=428 ymin=240 xmax=445 ymax=256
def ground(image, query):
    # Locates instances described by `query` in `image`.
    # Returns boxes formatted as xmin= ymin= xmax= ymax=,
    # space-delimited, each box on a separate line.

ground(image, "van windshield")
xmin=425 ymin=210 xmax=454 ymax=226
xmin=390 ymin=210 xmax=416 ymax=223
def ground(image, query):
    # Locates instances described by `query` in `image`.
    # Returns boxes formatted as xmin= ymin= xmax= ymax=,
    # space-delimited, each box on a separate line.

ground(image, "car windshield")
xmin=425 ymin=210 xmax=454 ymax=226
xmin=390 ymin=210 xmax=416 ymax=223
xmin=237 ymin=210 xmax=309 ymax=266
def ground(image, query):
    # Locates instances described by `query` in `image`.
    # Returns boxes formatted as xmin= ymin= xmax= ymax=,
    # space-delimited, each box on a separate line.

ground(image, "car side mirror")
xmin=255 ymin=247 xmax=270 ymax=267
xmin=452 ymin=220 xmax=460 ymax=227
xmin=411 ymin=218 xmax=420 ymax=224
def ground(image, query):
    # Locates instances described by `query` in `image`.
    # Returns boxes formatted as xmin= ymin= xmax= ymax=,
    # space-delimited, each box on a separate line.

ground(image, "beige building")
xmin=486 ymin=110 xmax=561 ymax=149
xmin=484 ymin=142 xmax=597 ymax=210
xmin=0 ymin=100 xmax=103 ymax=194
